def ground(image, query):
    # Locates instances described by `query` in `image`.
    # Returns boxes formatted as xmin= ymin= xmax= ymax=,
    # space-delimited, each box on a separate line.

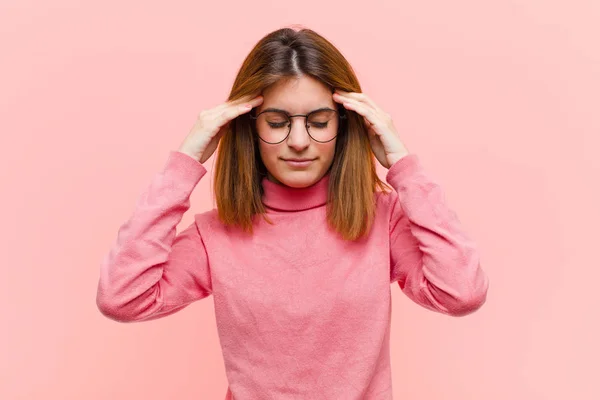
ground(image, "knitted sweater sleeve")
xmin=386 ymin=154 xmax=489 ymax=317
xmin=96 ymin=151 xmax=213 ymax=323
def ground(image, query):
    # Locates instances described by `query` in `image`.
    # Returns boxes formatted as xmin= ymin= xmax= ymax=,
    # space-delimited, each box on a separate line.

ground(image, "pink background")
xmin=1 ymin=1 xmax=599 ymax=399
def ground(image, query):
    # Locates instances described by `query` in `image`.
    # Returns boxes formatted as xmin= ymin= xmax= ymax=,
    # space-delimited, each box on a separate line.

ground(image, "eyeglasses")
xmin=249 ymin=107 xmax=346 ymax=144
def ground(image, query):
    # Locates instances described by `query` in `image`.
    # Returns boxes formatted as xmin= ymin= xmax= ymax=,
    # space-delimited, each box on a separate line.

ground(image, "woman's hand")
xmin=333 ymin=89 xmax=409 ymax=169
xmin=179 ymin=93 xmax=263 ymax=164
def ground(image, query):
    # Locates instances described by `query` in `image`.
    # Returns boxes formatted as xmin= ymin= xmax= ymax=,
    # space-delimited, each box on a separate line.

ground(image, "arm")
xmin=96 ymin=151 xmax=213 ymax=323
xmin=387 ymin=154 xmax=489 ymax=317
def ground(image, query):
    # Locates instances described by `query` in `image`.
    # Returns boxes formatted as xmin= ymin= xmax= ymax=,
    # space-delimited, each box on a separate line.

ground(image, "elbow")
xmin=447 ymin=278 xmax=489 ymax=317
xmin=449 ymin=290 xmax=487 ymax=317
xmin=96 ymin=285 xmax=162 ymax=323
xmin=96 ymin=293 xmax=124 ymax=322
xmin=96 ymin=290 xmax=137 ymax=323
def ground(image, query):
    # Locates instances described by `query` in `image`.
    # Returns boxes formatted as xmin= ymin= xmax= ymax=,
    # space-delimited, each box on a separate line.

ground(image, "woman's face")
xmin=254 ymin=75 xmax=339 ymax=188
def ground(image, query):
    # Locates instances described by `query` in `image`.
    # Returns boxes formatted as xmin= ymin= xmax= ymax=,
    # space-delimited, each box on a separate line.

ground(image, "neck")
xmin=261 ymin=172 xmax=330 ymax=212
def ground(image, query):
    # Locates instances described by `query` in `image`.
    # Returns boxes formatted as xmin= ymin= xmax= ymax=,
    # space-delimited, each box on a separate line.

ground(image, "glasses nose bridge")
xmin=287 ymin=113 xmax=309 ymax=125
xmin=286 ymin=114 xmax=310 ymax=135
xmin=285 ymin=114 xmax=312 ymax=148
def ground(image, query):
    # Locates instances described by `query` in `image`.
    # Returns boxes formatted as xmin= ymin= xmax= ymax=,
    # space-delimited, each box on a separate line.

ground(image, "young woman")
xmin=96 ymin=26 xmax=489 ymax=399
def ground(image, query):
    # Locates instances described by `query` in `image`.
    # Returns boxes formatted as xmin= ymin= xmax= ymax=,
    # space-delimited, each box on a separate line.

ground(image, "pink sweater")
xmin=96 ymin=150 xmax=489 ymax=399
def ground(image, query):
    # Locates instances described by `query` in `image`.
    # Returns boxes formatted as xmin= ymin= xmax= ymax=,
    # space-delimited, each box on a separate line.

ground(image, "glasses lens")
xmin=307 ymin=110 xmax=338 ymax=142
xmin=256 ymin=111 xmax=290 ymax=143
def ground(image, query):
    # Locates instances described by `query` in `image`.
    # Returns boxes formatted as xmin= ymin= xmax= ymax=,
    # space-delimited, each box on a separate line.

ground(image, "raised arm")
xmin=96 ymin=151 xmax=213 ymax=322
xmin=386 ymin=154 xmax=489 ymax=317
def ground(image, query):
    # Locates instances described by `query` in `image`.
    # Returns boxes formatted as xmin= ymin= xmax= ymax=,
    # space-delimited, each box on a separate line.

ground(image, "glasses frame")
xmin=249 ymin=107 xmax=347 ymax=144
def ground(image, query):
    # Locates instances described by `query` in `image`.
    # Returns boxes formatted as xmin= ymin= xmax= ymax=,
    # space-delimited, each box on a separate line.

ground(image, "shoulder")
xmin=375 ymin=185 xmax=399 ymax=211
xmin=192 ymin=207 xmax=244 ymax=234
xmin=193 ymin=207 xmax=219 ymax=225
xmin=374 ymin=184 xmax=404 ymax=229
xmin=189 ymin=208 xmax=223 ymax=235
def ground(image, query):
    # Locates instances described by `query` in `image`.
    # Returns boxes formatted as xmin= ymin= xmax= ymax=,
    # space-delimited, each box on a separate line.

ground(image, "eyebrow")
xmin=260 ymin=106 xmax=335 ymax=115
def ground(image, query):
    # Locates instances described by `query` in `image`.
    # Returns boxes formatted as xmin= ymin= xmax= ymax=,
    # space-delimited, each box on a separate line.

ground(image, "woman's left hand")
xmin=333 ymin=89 xmax=409 ymax=169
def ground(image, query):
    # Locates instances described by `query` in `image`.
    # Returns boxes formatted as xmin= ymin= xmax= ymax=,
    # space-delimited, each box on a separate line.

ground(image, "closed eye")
xmin=268 ymin=122 xmax=288 ymax=128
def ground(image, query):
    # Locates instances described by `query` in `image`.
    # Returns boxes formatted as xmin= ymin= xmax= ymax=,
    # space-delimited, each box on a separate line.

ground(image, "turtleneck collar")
xmin=261 ymin=173 xmax=330 ymax=211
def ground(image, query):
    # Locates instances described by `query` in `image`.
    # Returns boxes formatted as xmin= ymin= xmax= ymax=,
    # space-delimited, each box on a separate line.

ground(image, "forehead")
xmin=258 ymin=76 xmax=334 ymax=113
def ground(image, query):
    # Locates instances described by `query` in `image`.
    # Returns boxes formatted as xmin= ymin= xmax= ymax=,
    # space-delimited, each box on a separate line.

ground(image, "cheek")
xmin=320 ymin=141 xmax=337 ymax=162
xmin=258 ymin=143 xmax=279 ymax=165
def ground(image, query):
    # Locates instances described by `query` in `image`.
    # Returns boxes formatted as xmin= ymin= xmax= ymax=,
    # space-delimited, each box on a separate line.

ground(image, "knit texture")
xmin=96 ymin=150 xmax=489 ymax=399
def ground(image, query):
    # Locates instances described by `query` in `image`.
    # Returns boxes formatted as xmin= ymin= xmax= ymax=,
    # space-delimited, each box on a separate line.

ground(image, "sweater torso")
xmin=197 ymin=187 xmax=395 ymax=399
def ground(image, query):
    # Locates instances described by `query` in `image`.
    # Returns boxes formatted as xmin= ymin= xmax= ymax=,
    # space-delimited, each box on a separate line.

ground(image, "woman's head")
xmin=214 ymin=26 xmax=391 ymax=240
xmin=253 ymin=74 xmax=341 ymax=189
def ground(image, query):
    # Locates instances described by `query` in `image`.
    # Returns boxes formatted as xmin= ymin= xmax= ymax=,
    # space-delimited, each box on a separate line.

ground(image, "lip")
xmin=283 ymin=158 xmax=315 ymax=167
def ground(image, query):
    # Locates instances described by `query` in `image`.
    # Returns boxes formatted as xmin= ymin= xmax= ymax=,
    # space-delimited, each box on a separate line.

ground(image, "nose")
xmin=286 ymin=116 xmax=311 ymax=151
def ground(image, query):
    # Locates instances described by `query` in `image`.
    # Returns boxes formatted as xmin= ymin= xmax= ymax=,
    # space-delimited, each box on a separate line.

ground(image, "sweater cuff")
xmin=385 ymin=153 xmax=421 ymax=186
xmin=162 ymin=150 xmax=208 ymax=186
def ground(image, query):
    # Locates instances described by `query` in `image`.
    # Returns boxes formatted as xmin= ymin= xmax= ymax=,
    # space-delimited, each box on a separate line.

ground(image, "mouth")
xmin=282 ymin=158 xmax=316 ymax=167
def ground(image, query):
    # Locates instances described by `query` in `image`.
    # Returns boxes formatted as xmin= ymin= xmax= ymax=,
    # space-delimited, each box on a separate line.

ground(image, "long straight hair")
xmin=214 ymin=26 xmax=392 ymax=241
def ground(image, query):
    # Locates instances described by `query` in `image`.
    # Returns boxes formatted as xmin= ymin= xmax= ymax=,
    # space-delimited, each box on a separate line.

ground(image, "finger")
xmin=232 ymin=92 xmax=263 ymax=105
xmin=334 ymin=90 xmax=382 ymax=114
xmin=213 ymin=94 xmax=263 ymax=118
xmin=341 ymin=98 xmax=379 ymax=128
xmin=220 ymin=96 xmax=263 ymax=124
xmin=333 ymin=91 xmax=375 ymax=113
xmin=234 ymin=94 xmax=263 ymax=109
xmin=217 ymin=92 xmax=263 ymax=113
xmin=337 ymin=91 xmax=380 ymax=112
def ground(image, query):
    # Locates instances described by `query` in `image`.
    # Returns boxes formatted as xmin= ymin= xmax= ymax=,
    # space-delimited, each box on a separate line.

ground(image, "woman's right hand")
xmin=178 ymin=93 xmax=264 ymax=164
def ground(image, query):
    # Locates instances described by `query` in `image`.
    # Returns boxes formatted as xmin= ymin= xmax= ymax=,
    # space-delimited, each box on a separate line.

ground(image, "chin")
xmin=271 ymin=169 xmax=319 ymax=188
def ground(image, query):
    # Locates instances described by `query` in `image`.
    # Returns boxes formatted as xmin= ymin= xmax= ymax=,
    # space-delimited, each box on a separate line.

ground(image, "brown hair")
xmin=214 ymin=25 xmax=392 ymax=241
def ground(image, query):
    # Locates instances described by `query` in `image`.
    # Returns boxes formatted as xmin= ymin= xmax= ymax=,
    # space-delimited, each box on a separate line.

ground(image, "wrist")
xmin=176 ymin=149 xmax=201 ymax=163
